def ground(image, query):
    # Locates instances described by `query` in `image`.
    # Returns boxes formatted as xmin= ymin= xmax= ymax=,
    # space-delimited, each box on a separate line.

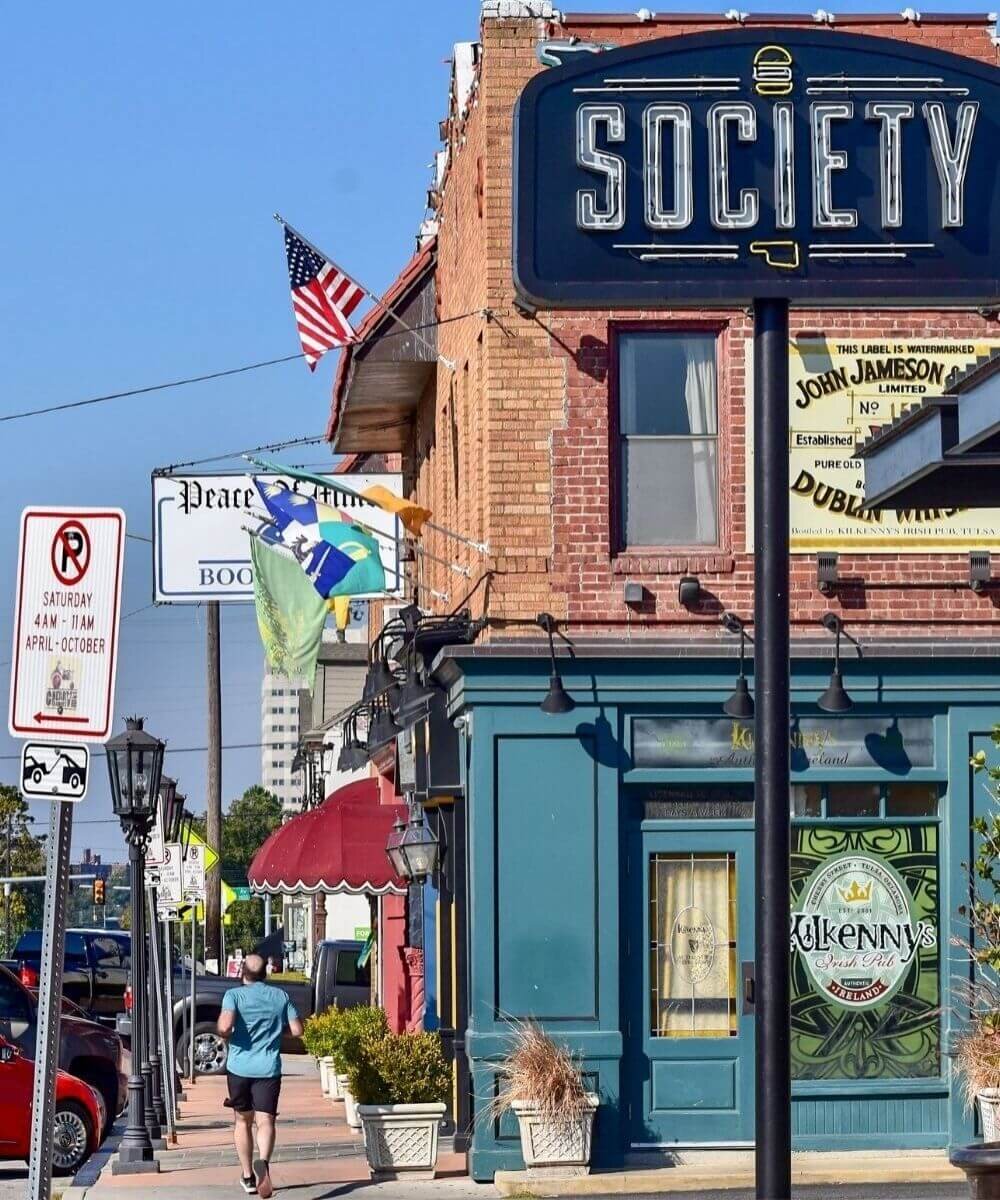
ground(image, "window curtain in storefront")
xmin=654 ymin=852 xmax=736 ymax=1037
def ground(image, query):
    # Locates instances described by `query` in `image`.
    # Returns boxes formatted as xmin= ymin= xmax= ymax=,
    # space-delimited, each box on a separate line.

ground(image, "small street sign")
xmin=19 ymin=741 xmax=89 ymax=801
xmin=156 ymin=843 xmax=184 ymax=906
xmin=183 ymin=843 xmax=207 ymax=901
xmin=184 ymin=826 xmax=219 ymax=872
xmin=354 ymin=925 xmax=371 ymax=941
xmin=231 ymin=886 xmax=252 ymax=902
xmin=8 ymin=508 xmax=125 ymax=743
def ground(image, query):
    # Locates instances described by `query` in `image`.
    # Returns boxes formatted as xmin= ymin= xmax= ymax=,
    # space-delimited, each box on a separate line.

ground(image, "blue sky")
xmin=0 ymin=0 xmax=966 ymax=858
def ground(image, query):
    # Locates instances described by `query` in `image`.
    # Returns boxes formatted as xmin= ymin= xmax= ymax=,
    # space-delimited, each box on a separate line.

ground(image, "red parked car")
xmin=0 ymin=1035 xmax=104 ymax=1175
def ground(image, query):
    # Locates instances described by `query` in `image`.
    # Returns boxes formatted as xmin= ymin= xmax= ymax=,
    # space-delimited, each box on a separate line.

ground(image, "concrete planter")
xmin=318 ymin=1057 xmax=333 ymax=1096
xmin=357 ymin=1102 xmax=447 ymax=1180
xmin=324 ymin=1060 xmax=341 ymax=1099
xmin=335 ymin=1073 xmax=350 ymax=1103
xmin=343 ymin=1084 xmax=362 ymax=1130
xmin=951 ymin=1142 xmax=1000 ymax=1198
xmin=981 ymin=1091 xmax=1000 ymax=1143
xmin=511 ymin=1094 xmax=599 ymax=1178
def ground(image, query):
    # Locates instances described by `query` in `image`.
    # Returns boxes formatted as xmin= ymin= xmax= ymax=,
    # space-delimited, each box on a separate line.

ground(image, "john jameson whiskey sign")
xmin=513 ymin=30 xmax=1000 ymax=306
xmin=745 ymin=337 xmax=1000 ymax=552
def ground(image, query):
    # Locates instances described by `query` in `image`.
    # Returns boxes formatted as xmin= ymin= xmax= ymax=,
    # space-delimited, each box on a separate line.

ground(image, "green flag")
xmin=251 ymin=538 xmax=326 ymax=686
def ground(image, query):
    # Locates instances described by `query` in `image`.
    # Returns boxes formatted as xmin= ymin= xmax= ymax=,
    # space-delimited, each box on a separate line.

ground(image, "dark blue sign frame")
xmin=513 ymin=29 xmax=1000 ymax=307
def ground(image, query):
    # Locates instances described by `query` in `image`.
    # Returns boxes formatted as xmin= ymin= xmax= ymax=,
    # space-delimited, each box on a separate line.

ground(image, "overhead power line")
xmin=0 ymin=740 xmax=264 ymax=763
xmin=0 ymin=309 xmax=487 ymax=425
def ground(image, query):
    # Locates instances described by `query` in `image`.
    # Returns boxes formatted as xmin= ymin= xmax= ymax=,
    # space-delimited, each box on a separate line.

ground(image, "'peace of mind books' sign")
xmin=513 ymin=30 xmax=1000 ymax=307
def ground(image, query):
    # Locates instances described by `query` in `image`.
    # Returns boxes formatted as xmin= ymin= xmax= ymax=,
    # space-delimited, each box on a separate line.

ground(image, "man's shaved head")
xmin=243 ymin=953 xmax=266 ymax=983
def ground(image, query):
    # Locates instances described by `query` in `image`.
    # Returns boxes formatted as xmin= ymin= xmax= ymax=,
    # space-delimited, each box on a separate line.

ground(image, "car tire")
xmin=52 ymin=1100 xmax=93 ymax=1176
xmin=177 ymin=1020 xmax=228 ymax=1075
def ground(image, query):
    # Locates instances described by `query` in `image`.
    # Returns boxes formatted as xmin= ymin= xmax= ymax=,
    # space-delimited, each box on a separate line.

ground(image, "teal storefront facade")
xmin=433 ymin=642 xmax=999 ymax=1180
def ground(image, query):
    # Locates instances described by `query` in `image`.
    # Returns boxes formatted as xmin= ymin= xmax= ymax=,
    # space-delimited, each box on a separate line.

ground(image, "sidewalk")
xmin=64 ymin=1055 xmax=483 ymax=1200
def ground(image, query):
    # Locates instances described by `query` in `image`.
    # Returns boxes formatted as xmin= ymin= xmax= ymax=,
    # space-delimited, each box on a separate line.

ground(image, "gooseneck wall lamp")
xmin=817 ymin=612 xmax=863 ymax=713
xmin=721 ymin=612 xmax=755 ymax=718
xmin=537 ymin=612 xmax=575 ymax=714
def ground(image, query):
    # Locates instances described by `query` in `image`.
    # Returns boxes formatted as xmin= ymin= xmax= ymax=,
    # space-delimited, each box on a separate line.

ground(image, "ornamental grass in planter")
xmin=955 ymin=782 xmax=1000 ymax=1142
xmin=329 ymin=1005 xmax=388 ymax=1130
xmin=952 ymin=744 xmax=1000 ymax=1197
xmin=350 ymin=1030 xmax=450 ymax=1180
xmin=495 ymin=1022 xmax=599 ymax=1179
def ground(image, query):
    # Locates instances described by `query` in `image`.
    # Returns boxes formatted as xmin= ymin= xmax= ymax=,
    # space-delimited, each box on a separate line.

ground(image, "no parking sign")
xmin=8 ymin=507 xmax=126 ymax=743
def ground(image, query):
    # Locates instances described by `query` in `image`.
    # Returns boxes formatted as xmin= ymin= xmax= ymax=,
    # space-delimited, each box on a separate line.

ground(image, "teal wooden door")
xmin=625 ymin=827 xmax=756 ymax=1146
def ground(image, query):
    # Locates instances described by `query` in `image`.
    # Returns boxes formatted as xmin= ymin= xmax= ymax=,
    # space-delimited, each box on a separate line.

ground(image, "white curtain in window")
xmin=685 ymin=344 xmax=718 ymax=545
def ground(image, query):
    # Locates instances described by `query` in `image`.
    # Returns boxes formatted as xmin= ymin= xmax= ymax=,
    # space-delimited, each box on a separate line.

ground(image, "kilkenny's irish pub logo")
xmin=790 ymin=852 xmax=937 ymax=1010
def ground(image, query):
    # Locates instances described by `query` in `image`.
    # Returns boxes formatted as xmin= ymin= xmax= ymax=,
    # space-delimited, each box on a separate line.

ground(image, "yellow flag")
xmin=329 ymin=595 xmax=351 ymax=631
xmin=361 ymin=485 xmax=431 ymax=537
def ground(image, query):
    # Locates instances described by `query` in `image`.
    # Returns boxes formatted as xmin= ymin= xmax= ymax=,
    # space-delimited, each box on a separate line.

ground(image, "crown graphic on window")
xmin=838 ymin=879 xmax=873 ymax=904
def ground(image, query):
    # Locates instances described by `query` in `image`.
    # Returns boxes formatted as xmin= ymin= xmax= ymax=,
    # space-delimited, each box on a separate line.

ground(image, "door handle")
xmin=742 ymin=962 xmax=755 ymax=1015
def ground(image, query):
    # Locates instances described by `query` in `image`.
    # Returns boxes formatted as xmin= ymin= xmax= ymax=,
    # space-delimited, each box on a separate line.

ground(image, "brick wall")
xmin=418 ymin=9 xmax=1000 ymax=641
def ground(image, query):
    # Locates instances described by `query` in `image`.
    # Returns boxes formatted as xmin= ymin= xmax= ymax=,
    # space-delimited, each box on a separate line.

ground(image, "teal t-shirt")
xmin=222 ymin=982 xmax=298 ymax=1079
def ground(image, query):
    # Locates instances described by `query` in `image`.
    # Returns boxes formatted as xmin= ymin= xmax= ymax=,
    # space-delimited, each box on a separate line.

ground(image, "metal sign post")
xmin=27 ymin=800 xmax=73 ymax=1200
xmin=147 ymin=888 xmax=175 ymax=1141
xmin=188 ymin=906 xmax=197 ymax=1083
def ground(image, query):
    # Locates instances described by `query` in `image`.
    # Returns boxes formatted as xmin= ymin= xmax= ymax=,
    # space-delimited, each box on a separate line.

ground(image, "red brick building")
xmin=330 ymin=6 xmax=1000 ymax=1177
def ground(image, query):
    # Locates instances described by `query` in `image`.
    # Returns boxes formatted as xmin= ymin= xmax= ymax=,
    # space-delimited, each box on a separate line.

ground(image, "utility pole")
xmin=205 ymin=601 xmax=222 ymax=969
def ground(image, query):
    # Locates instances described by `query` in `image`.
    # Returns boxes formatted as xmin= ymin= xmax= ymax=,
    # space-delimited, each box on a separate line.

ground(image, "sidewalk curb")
xmin=494 ymin=1160 xmax=967 ymax=1196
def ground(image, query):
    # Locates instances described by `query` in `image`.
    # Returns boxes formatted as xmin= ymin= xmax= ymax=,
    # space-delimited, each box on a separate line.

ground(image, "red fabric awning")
xmin=248 ymin=779 xmax=406 ymax=896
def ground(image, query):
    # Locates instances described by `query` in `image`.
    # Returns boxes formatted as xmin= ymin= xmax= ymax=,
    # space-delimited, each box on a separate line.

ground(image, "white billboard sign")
xmin=152 ymin=472 xmax=403 ymax=603
xmin=8 ymin=508 xmax=125 ymax=743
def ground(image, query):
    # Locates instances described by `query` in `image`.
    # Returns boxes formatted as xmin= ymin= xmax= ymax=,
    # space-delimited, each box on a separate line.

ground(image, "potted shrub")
xmin=350 ymin=1030 xmax=450 ymax=1180
xmin=329 ymin=1005 xmax=388 ymax=1131
xmin=497 ymin=1023 xmax=599 ymax=1178
xmin=952 ymin=747 xmax=1000 ymax=1194
xmin=302 ymin=1009 xmax=342 ymax=1098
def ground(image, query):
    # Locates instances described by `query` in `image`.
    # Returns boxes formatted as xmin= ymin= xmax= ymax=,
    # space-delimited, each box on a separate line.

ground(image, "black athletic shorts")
xmin=225 ymin=1072 xmax=281 ymax=1115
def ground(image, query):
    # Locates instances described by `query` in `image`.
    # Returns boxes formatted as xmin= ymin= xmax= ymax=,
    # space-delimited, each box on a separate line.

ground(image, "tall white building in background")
xmin=261 ymin=675 xmax=306 ymax=813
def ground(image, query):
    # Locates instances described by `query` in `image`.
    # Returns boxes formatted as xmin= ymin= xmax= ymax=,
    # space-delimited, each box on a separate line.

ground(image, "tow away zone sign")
xmin=8 ymin=508 xmax=125 ymax=743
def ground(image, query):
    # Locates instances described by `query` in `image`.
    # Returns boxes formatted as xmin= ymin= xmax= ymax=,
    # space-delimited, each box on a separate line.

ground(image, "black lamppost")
xmin=106 ymin=716 xmax=165 ymax=1172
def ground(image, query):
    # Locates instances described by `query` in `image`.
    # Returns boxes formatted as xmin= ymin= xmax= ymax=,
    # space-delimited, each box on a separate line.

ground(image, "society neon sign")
xmin=513 ymin=30 xmax=1000 ymax=305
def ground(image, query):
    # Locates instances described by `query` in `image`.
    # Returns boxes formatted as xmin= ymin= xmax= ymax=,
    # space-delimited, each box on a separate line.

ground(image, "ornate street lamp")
xmin=159 ymin=776 xmax=184 ymax=843
xmin=105 ymin=716 xmax=164 ymax=1171
xmin=385 ymin=806 xmax=440 ymax=885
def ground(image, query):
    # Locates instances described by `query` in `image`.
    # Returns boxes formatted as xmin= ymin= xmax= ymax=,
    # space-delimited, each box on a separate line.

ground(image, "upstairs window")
xmin=617 ymin=331 xmax=718 ymax=547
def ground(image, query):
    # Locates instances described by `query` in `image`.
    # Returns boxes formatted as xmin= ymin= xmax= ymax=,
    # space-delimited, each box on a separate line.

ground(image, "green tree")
xmin=0 ymin=784 xmax=47 ymax=955
xmin=191 ymin=786 xmax=283 ymax=955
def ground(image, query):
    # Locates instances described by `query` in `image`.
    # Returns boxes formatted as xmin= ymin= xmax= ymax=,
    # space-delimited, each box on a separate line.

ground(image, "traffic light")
xmin=92 ymin=877 xmax=106 ymax=906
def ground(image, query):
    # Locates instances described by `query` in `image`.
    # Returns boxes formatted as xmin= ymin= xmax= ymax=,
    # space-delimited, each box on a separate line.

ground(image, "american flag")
xmin=283 ymin=226 xmax=365 ymax=369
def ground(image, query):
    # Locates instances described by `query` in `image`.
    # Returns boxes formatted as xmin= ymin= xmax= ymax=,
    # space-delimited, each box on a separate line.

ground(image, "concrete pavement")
xmin=61 ymin=1055 xmax=479 ymax=1200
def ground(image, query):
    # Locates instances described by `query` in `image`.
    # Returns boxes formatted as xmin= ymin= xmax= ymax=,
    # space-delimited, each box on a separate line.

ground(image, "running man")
xmin=217 ymin=952 xmax=303 ymax=1197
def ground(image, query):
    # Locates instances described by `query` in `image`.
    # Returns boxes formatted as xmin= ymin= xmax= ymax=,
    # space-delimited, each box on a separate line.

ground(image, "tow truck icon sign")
xmin=19 ymin=741 xmax=90 ymax=801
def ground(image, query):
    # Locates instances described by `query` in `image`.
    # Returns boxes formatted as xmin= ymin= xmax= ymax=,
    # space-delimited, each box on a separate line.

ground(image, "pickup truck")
xmin=122 ymin=939 xmax=370 ymax=1075
xmin=13 ymin=929 xmax=129 ymax=1026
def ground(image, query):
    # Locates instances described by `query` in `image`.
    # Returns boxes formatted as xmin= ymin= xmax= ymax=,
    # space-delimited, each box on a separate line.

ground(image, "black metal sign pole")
xmin=753 ymin=297 xmax=792 ymax=1200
